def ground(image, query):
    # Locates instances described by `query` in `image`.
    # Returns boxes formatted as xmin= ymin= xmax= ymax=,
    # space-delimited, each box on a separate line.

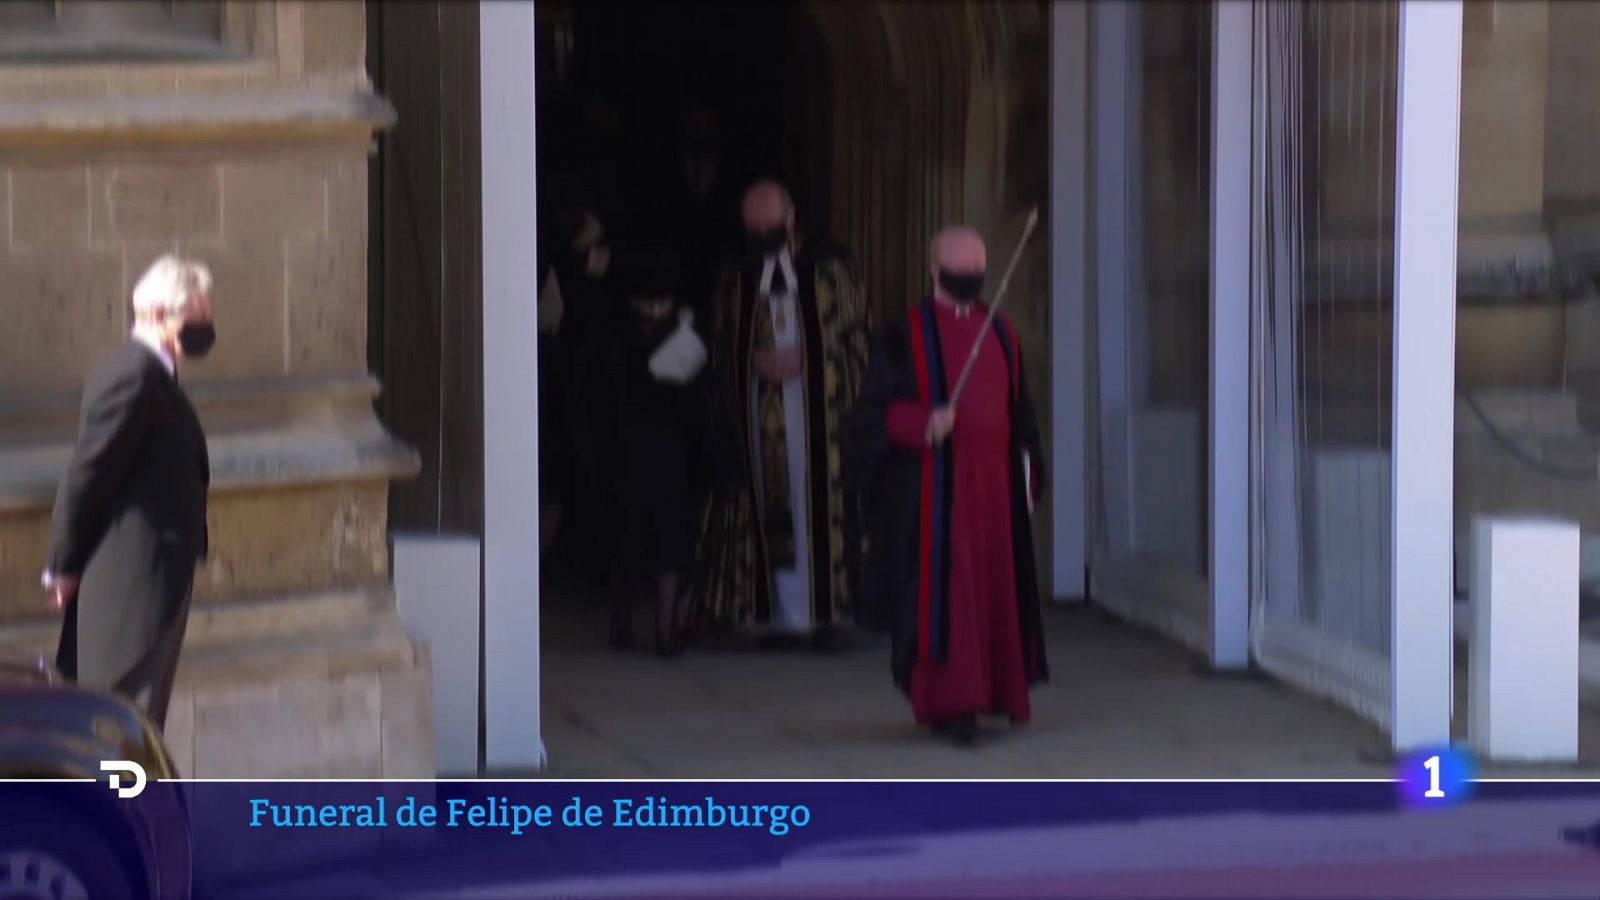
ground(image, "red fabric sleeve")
xmin=887 ymin=400 xmax=931 ymax=450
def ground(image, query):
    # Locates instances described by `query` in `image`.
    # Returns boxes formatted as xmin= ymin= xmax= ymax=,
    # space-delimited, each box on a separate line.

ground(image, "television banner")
xmin=8 ymin=775 xmax=1600 ymax=899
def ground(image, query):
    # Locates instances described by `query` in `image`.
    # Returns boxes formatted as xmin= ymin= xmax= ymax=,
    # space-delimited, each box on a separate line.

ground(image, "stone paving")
xmin=540 ymin=593 xmax=1600 ymax=779
xmin=541 ymin=595 xmax=1394 ymax=779
xmin=213 ymin=594 xmax=1600 ymax=899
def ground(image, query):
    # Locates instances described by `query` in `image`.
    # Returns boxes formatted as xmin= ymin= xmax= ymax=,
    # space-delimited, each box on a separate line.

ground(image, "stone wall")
xmin=0 ymin=148 xmax=370 ymax=388
xmin=1302 ymin=1 xmax=1557 ymax=281
xmin=1545 ymin=1 xmax=1600 ymax=274
xmin=0 ymin=1 xmax=433 ymax=778
xmin=1459 ymin=0 xmax=1549 ymax=269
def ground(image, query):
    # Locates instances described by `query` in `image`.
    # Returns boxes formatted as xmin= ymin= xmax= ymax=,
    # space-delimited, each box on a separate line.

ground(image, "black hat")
xmin=618 ymin=249 xmax=681 ymax=298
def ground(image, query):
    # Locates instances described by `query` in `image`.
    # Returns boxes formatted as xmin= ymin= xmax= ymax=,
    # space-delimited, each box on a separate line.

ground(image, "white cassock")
xmin=751 ymin=249 xmax=812 ymax=633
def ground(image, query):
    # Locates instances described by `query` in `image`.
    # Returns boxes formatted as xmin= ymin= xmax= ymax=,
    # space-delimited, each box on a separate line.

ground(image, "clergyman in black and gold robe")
xmin=691 ymin=180 xmax=872 ymax=644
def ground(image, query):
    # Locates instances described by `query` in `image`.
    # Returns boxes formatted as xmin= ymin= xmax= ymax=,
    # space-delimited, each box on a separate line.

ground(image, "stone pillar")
xmin=0 ymin=1 xmax=433 ymax=778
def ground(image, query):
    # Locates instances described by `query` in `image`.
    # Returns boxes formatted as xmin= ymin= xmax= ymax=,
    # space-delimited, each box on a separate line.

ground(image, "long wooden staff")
xmin=947 ymin=207 xmax=1040 ymax=408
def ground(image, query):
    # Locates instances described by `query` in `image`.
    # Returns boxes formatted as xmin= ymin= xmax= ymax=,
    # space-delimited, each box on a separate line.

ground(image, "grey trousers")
xmin=111 ymin=592 xmax=193 ymax=730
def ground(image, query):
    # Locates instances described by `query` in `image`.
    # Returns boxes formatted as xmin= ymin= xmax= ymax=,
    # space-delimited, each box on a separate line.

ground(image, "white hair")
xmin=131 ymin=255 xmax=212 ymax=320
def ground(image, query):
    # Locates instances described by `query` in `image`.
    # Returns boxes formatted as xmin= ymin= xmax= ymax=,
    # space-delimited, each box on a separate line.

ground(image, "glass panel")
xmin=1454 ymin=1 xmax=1600 ymax=637
xmin=1093 ymin=1 xmax=1212 ymax=580
xmin=1132 ymin=0 xmax=1211 ymax=577
xmin=173 ymin=0 xmax=226 ymax=40
xmin=1251 ymin=0 xmax=1399 ymax=719
xmin=0 ymin=2 xmax=54 ymax=31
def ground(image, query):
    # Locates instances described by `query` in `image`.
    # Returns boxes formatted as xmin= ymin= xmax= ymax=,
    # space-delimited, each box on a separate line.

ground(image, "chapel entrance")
xmin=536 ymin=0 xmax=834 ymax=270
xmin=533 ymin=0 xmax=835 ymax=598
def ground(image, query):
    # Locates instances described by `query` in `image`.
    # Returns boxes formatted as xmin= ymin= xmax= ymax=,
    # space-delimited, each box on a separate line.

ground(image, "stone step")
xmin=0 ymin=588 xmax=423 ymax=700
xmin=186 ymin=585 xmax=397 ymax=646
xmin=0 ymin=586 xmax=437 ymax=780
xmin=0 ymin=585 xmax=396 ymax=658
xmin=165 ymin=600 xmax=435 ymax=781
xmin=172 ymin=609 xmax=421 ymax=695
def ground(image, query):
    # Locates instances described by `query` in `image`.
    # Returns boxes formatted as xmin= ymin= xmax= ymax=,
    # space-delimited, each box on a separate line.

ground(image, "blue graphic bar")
xmin=7 ymin=778 xmax=1600 ymax=899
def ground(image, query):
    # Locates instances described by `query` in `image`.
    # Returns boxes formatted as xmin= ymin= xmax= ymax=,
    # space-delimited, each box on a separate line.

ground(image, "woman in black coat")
xmin=609 ymin=250 xmax=708 ymax=656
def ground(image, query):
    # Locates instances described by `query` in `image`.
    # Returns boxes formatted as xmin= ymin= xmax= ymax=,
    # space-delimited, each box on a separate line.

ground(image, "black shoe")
xmin=933 ymin=716 xmax=979 ymax=747
xmin=811 ymin=627 xmax=850 ymax=654
xmin=946 ymin=716 xmax=979 ymax=747
xmin=654 ymin=623 xmax=684 ymax=659
xmin=756 ymin=633 xmax=807 ymax=651
xmin=609 ymin=620 xmax=634 ymax=651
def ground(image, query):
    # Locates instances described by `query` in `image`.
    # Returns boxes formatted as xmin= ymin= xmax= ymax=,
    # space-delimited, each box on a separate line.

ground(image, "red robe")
xmin=883 ymin=299 xmax=1036 ymax=724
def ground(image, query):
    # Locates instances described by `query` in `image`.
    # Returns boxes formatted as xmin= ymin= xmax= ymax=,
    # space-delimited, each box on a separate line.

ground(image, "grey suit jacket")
xmin=48 ymin=340 xmax=209 ymax=686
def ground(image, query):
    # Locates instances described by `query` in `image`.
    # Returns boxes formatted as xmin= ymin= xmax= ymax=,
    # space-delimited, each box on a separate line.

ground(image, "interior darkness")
xmin=535 ymin=2 xmax=834 ymax=593
xmin=537 ymin=0 xmax=831 ymax=266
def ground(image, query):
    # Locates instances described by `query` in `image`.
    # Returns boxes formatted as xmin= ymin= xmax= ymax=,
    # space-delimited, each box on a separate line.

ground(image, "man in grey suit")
xmin=43 ymin=255 xmax=215 ymax=729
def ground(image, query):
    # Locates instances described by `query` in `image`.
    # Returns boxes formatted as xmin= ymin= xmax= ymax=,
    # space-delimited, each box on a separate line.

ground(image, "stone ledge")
xmin=0 ymin=372 xmax=384 ymax=423
xmin=171 ymin=613 xmax=419 ymax=694
xmin=0 ymin=89 xmax=395 ymax=151
xmin=0 ymin=481 xmax=393 ymax=617
xmin=1456 ymin=391 xmax=1587 ymax=437
xmin=0 ymin=586 xmax=398 ymax=655
xmin=0 ymin=586 xmax=438 ymax=779
xmin=0 ymin=426 xmax=418 ymax=513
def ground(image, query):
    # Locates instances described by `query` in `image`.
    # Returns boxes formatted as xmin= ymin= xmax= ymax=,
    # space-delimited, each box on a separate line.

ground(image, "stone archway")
xmin=809 ymin=0 xmax=1054 ymax=553
xmin=808 ymin=1 xmax=1048 ymax=324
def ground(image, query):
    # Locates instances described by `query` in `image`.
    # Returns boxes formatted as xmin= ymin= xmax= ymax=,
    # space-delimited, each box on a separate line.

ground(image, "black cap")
xmin=618 ymin=249 xmax=681 ymax=298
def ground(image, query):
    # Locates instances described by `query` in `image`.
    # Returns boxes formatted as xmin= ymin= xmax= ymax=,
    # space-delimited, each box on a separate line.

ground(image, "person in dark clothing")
xmin=609 ymin=250 xmax=708 ymax=656
xmin=668 ymin=102 xmax=741 ymax=323
xmin=44 ymin=255 xmax=215 ymax=730
xmin=546 ymin=206 xmax=626 ymax=587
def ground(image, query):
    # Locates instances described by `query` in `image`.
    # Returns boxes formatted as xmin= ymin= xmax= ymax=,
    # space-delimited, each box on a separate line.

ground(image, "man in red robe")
xmin=848 ymin=226 xmax=1049 ymax=746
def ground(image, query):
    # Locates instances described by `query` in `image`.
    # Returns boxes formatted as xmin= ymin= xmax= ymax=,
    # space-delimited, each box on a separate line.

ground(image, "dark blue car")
xmin=0 ymin=655 xmax=192 ymax=900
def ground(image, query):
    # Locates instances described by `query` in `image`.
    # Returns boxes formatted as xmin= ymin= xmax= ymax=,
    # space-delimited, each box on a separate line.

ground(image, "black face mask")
xmin=746 ymin=226 xmax=788 ymax=257
xmin=938 ymin=268 xmax=986 ymax=304
xmin=178 ymin=321 xmax=216 ymax=359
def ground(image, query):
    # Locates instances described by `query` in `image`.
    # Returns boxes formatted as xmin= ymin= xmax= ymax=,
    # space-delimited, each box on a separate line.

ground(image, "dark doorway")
xmin=367 ymin=0 xmax=485 ymax=537
xmin=366 ymin=0 xmax=836 ymax=542
xmin=536 ymin=0 xmax=835 ymax=593
xmin=538 ymin=0 xmax=834 ymax=287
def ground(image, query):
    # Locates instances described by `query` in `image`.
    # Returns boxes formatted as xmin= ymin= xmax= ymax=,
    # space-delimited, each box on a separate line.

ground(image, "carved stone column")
xmin=0 ymin=1 xmax=432 ymax=779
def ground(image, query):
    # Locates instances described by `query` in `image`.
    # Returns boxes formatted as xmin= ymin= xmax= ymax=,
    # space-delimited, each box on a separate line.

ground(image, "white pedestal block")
xmin=393 ymin=534 xmax=481 ymax=776
xmin=1469 ymin=516 xmax=1580 ymax=762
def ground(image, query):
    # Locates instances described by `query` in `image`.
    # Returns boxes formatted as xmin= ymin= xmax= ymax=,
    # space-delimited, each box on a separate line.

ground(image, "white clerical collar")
xmin=933 ymin=292 xmax=977 ymax=319
xmin=758 ymin=249 xmax=797 ymax=297
xmin=132 ymin=327 xmax=176 ymax=376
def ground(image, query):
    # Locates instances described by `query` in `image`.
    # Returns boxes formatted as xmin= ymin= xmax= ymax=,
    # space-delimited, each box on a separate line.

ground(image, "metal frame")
xmin=479 ymin=0 xmax=545 ymax=771
xmin=1208 ymin=0 xmax=1252 ymax=669
xmin=1087 ymin=0 xmax=1220 ymax=659
xmin=1090 ymin=0 xmax=1141 ymax=565
xmin=1389 ymin=0 xmax=1462 ymax=751
xmin=1050 ymin=0 xmax=1089 ymax=603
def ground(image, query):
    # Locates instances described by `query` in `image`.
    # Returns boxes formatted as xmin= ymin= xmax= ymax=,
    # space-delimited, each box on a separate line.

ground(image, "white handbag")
xmin=648 ymin=309 xmax=708 ymax=384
